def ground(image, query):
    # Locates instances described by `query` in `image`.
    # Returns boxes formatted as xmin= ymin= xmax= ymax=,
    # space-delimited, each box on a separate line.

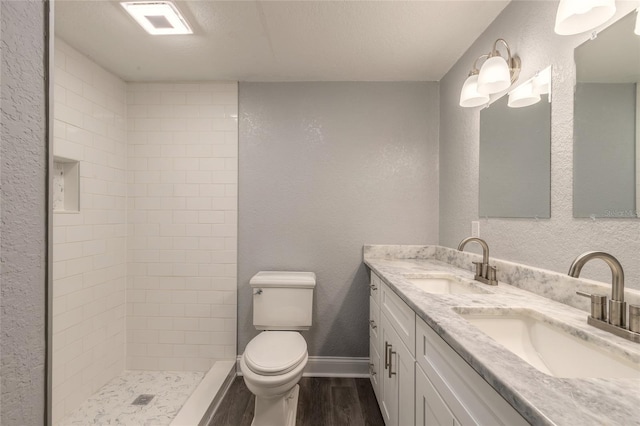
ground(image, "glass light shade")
xmin=554 ymin=0 xmax=616 ymax=35
xmin=635 ymin=9 xmax=640 ymax=36
xmin=477 ymin=56 xmax=511 ymax=95
xmin=459 ymin=74 xmax=490 ymax=108
xmin=508 ymin=81 xmax=540 ymax=108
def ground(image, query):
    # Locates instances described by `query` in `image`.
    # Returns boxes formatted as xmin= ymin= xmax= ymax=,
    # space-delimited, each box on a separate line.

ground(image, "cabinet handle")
xmin=369 ymin=319 xmax=377 ymax=330
xmin=388 ymin=347 xmax=397 ymax=378
xmin=384 ymin=342 xmax=391 ymax=369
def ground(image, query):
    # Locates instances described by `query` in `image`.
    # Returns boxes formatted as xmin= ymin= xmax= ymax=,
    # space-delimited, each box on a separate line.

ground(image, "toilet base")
xmin=251 ymin=384 xmax=300 ymax=426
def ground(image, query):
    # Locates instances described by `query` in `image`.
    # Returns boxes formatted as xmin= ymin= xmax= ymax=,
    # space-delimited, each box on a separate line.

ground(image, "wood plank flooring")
xmin=209 ymin=377 xmax=385 ymax=426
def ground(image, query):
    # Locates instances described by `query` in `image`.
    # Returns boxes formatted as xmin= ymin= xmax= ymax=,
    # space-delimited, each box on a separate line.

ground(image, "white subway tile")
xmin=161 ymin=92 xmax=186 ymax=105
xmin=198 ymin=184 xmax=226 ymax=197
xmin=186 ymin=92 xmax=212 ymax=105
xmin=157 ymin=357 xmax=185 ymax=371
xmin=172 ymin=210 xmax=199 ymax=224
xmin=185 ymin=331 xmax=211 ymax=345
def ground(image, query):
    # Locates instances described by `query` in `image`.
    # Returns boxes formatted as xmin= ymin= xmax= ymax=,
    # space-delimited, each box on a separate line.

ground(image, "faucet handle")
xmin=472 ymin=261 xmax=483 ymax=279
xmin=576 ymin=291 xmax=607 ymax=321
xmin=487 ymin=265 xmax=498 ymax=285
xmin=629 ymin=305 xmax=640 ymax=334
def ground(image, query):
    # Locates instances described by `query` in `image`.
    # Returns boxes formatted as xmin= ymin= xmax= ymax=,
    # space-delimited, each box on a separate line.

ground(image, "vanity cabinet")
xmin=370 ymin=272 xmax=415 ymax=426
xmin=369 ymin=271 xmax=528 ymax=426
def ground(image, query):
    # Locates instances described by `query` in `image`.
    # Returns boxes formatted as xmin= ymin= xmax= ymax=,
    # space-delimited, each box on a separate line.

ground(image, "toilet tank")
xmin=250 ymin=271 xmax=316 ymax=331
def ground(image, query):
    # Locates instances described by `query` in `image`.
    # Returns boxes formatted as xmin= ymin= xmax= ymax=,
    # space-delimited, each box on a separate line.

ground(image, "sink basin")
xmin=404 ymin=273 xmax=489 ymax=295
xmin=454 ymin=307 xmax=640 ymax=379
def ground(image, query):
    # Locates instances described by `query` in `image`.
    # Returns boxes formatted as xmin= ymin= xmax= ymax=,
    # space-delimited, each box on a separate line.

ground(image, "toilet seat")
xmin=244 ymin=331 xmax=307 ymax=376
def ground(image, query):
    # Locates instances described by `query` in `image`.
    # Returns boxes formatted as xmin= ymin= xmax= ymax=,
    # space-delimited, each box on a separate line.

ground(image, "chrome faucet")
xmin=568 ymin=251 xmax=640 ymax=343
xmin=457 ymin=237 xmax=498 ymax=286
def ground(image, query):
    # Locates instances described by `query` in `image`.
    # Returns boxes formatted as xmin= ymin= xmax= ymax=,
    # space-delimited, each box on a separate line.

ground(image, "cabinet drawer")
xmin=370 ymin=272 xmax=382 ymax=306
xmin=380 ymin=281 xmax=415 ymax=357
xmin=369 ymin=296 xmax=380 ymax=346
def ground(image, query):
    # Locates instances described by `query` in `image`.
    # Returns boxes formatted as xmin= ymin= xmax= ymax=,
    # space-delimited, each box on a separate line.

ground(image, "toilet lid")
xmin=244 ymin=331 xmax=307 ymax=376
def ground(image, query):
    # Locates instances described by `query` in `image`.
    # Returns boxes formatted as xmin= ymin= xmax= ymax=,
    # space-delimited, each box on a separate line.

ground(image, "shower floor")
xmin=58 ymin=370 xmax=205 ymax=426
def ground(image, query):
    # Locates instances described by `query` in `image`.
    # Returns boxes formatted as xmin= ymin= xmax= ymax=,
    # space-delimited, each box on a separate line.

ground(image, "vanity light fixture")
xmin=459 ymin=54 xmax=491 ymax=107
xmin=459 ymin=39 xmax=521 ymax=108
xmin=476 ymin=39 xmax=521 ymax=96
xmin=120 ymin=1 xmax=193 ymax=35
xmin=507 ymin=66 xmax=552 ymax=109
xmin=554 ymin=0 xmax=616 ymax=35
xmin=507 ymin=81 xmax=540 ymax=108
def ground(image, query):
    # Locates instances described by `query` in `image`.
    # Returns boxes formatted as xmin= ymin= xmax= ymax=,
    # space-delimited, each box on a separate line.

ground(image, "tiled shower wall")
xmin=126 ymin=82 xmax=238 ymax=371
xmin=52 ymin=39 xmax=128 ymax=423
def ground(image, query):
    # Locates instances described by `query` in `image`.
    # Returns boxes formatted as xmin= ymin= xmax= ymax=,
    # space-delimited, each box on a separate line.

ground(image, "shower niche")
xmin=53 ymin=156 xmax=79 ymax=213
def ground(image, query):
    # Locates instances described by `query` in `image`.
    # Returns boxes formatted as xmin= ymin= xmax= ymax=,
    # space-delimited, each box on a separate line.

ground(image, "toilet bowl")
xmin=240 ymin=331 xmax=308 ymax=426
xmin=241 ymin=271 xmax=316 ymax=426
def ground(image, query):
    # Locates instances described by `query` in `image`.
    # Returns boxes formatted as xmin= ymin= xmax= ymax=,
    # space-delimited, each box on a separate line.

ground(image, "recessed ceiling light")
xmin=120 ymin=1 xmax=192 ymax=35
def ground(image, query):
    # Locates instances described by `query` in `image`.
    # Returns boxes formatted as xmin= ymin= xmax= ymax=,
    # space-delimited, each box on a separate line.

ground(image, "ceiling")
xmin=55 ymin=0 xmax=510 ymax=82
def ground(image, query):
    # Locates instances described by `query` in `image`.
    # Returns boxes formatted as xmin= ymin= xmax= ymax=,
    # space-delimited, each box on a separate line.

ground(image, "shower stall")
xmin=51 ymin=38 xmax=237 ymax=425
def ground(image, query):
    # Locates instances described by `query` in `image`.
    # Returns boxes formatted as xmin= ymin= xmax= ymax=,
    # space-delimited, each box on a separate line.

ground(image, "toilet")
xmin=240 ymin=271 xmax=316 ymax=426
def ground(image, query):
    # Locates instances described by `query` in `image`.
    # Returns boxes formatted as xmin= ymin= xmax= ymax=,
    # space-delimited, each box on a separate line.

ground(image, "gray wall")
xmin=239 ymin=82 xmax=439 ymax=356
xmin=439 ymin=1 xmax=640 ymax=289
xmin=1 ymin=1 xmax=48 ymax=424
xmin=574 ymin=83 xmax=636 ymax=218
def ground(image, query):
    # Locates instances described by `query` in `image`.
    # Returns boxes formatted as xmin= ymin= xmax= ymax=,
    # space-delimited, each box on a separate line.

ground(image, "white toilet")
xmin=240 ymin=271 xmax=316 ymax=426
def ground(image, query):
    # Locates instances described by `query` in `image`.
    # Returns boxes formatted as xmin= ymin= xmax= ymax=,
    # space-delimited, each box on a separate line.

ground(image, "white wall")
xmin=126 ymin=82 xmax=238 ymax=371
xmin=439 ymin=1 xmax=640 ymax=290
xmin=52 ymin=39 xmax=128 ymax=423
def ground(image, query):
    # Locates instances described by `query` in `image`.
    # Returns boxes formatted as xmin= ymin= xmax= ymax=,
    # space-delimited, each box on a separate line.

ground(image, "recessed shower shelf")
xmin=53 ymin=157 xmax=80 ymax=213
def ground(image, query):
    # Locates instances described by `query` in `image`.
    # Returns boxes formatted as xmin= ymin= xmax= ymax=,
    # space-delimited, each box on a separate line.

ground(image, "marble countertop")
xmin=364 ymin=253 xmax=640 ymax=426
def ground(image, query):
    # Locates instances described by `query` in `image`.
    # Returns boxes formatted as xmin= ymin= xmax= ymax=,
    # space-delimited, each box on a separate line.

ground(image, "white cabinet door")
xmin=416 ymin=363 xmax=458 ymax=426
xmin=380 ymin=311 xmax=415 ymax=426
xmin=380 ymin=313 xmax=398 ymax=426
xmin=395 ymin=326 xmax=415 ymax=426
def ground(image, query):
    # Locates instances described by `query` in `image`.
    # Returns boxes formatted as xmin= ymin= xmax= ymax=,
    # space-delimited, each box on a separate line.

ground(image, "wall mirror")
xmin=574 ymin=10 xmax=639 ymax=218
xmin=479 ymin=66 xmax=552 ymax=218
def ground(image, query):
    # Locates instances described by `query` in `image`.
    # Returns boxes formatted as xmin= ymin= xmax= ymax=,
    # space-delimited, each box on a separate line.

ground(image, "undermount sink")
xmin=404 ymin=273 xmax=490 ymax=295
xmin=454 ymin=307 xmax=640 ymax=379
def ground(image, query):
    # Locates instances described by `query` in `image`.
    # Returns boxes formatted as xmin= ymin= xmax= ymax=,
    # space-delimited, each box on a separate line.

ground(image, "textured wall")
xmin=52 ymin=39 xmax=128 ymax=424
xmin=126 ymin=82 xmax=238 ymax=371
xmin=238 ymin=82 xmax=439 ymax=356
xmin=0 ymin=1 xmax=47 ymax=424
xmin=439 ymin=1 xmax=640 ymax=289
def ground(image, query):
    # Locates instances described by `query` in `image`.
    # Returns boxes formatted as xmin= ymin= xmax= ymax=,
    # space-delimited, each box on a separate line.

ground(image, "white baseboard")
xmin=236 ymin=356 xmax=370 ymax=378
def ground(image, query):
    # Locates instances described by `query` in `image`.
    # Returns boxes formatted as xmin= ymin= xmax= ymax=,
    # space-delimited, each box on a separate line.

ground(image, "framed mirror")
xmin=573 ymin=10 xmax=639 ymax=218
xmin=479 ymin=67 xmax=552 ymax=218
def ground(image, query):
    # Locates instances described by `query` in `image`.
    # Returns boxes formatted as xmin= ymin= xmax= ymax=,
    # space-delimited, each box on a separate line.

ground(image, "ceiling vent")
xmin=120 ymin=1 xmax=193 ymax=35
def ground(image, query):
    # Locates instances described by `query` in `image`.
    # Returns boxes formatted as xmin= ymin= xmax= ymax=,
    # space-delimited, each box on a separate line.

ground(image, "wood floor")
xmin=209 ymin=377 xmax=385 ymax=426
